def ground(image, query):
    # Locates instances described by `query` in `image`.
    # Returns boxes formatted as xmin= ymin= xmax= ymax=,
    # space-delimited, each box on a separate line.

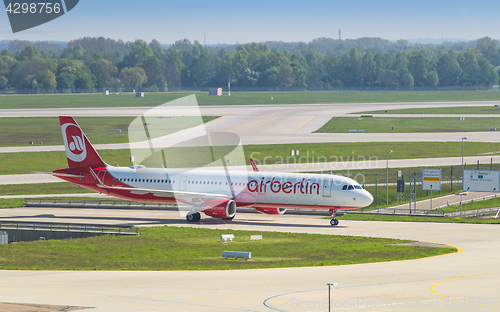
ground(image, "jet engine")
xmin=203 ymin=199 xmax=236 ymax=219
xmin=255 ymin=207 xmax=287 ymax=215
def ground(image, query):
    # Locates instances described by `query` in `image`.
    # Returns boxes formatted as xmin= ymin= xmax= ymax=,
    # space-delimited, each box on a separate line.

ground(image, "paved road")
xmin=0 ymin=208 xmax=498 ymax=311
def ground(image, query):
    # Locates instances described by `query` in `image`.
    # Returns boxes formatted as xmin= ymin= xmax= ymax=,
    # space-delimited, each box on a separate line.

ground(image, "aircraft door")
xmin=322 ymin=178 xmax=332 ymax=197
xmin=180 ymin=176 xmax=187 ymax=191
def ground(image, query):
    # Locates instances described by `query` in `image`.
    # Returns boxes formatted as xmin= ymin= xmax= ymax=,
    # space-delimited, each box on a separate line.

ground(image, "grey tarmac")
xmin=0 ymin=208 xmax=498 ymax=311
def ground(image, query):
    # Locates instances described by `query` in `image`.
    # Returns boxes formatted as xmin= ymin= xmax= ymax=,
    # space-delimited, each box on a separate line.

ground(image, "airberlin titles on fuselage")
xmin=247 ymin=177 xmax=320 ymax=195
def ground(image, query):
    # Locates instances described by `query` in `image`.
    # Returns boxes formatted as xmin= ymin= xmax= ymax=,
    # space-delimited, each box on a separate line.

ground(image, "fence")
xmin=1 ymin=85 xmax=497 ymax=95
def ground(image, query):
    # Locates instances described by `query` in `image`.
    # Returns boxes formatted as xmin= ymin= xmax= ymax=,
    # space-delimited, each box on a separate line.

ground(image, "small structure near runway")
xmin=221 ymin=234 xmax=234 ymax=242
xmin=222 ymin=251 xmax=251 ymax=260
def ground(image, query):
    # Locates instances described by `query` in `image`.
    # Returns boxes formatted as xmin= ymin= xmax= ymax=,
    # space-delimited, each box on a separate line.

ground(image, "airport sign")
xmin=422 ymin=168 xmax=441 ymax=191
xmin=463 ymin=170 xmax=500 ymax=192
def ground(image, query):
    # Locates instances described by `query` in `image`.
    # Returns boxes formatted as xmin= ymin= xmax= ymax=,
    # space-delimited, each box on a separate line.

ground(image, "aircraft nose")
xmin=358 ymin=190 xmax=374 ymax=207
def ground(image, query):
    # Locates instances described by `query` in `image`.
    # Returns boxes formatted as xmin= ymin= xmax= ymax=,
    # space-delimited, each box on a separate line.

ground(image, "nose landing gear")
xmin=329 ymin=209 xmax=339 ymax=226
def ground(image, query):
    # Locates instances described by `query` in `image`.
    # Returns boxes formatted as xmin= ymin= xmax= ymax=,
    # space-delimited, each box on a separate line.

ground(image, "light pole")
xmin=386 ymin=150 xmax=392 ymax=206
xmin=327 ymin=283 xmax=339 ymax=312
xmin=461 ymin=137 xmax=467 ymax=172
xmin=455 ymin=192 xmax=468 ymax=218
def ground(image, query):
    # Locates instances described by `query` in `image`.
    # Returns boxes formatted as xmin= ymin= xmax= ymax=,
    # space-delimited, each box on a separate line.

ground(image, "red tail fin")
xmin=60 ymin=116 xmax=107 ymax=168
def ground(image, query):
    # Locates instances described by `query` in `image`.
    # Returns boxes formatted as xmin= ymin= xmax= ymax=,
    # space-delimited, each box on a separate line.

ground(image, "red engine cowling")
xmin=255 ymin=207 xmax=287 ymax=215
xmin=203 ymin=199 xmax=236 ymax=219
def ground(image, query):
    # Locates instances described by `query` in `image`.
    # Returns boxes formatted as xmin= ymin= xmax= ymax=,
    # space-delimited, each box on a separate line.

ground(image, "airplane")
xmin=52 ymin=116 xmax=373 ymax=226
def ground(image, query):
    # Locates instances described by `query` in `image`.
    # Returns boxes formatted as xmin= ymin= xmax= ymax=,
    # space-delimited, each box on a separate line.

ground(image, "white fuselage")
xmin=105 ymin=166 xmax=373 ymax=209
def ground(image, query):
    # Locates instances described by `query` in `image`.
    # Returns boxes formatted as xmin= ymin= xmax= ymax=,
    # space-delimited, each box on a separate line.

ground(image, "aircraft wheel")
xmin=330 ymin=219 xmax=339 ymax=226
xmin=334 ymin=219 xmax=339 ymax=226
xmin=186 ymin=212 xmax=201 ymax=222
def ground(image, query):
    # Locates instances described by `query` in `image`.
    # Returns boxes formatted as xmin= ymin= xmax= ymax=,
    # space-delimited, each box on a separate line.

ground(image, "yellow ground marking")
xmin=234 ymin=114 xmax=275 ymax=133
xmin=430 ymin=274 xmax=499 ymax=309
xmin=288 ymin=116 xmax=316 ymax=133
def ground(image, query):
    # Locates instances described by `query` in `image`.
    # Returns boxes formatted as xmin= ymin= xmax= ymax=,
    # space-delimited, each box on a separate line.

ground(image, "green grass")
xmin=2 ymin=141 xmax=500 ymax=175
xmin=442 ymin=196 xmax=500 ymax=213
xmin=0 ymin=198 xmax=25 ymax=208
xmin=0 ymin=182 xmax=92 ymax=196
xmin=338 ymin=213 xmax=500 ymax=224
xmin=0 ymin=226 xmax=455 ymax=270
xmin=315 ymin=117 xmax=500 ymax=133
xmin=0 ymin=150 xmax=132 ymax=175
xmin=0 ymin=116 xmax=219 ymax=147
xmin=358 ymin=105 xmax=500 ymax=115
xmin=1 ymin=90 xmax=500 ymax=109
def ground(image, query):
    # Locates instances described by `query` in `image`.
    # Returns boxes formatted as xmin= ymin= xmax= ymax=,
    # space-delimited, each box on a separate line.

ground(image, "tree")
xmin=291 ymin=62 xmax=307 ymax=88
xmin=478 ymin=58 xmax=498 ymax=86
xmin=279 ymin=65 xmax=296 ymax=87
xmin=89 ymin=59 xmax=118 ymax=88
xmin=408 ymin=53 xmax=428 ymax=86
xmin=35 ymin=70 xmax=57 ymax=90
xmin=17 ymin=45 xmax=42 ymax=61
xmin=139 ymin=54 xmax=166 ymax=90
xmin=459 ymin=50 xmax=479 ymax=86
xmin=260 ymin=67 xmax=280 ymax=87
xmin=476 ymin=37 xmax=500 ymax=67
xmin=401 ymin=72 xmax=414 ymax=87
xmin=121 ymin=40 xmax=153 ymax=69
xmin=437 ymin=52 xmax=461 ymax=86
xmin=74 ymin=66 xmax=95 ymax=90
xmin=57 ymin=66 xmax=77 ymax=90
xmin=119 ymin=67 xmax=147 ymax=89
xmin=391 ymin=52 xmax=409 ymax=83
xmin=361 ymin=52 xmax=376 ymax=86
xmin=379 ymin=69 xmax=398 ymax=87
xmin=425 ymin=71 xmax=439 ymax=87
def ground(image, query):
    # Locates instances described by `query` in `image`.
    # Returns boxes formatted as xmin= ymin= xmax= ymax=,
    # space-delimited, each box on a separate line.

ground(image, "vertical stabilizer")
xmin=59 ymin=116 xmax=107 ymax=168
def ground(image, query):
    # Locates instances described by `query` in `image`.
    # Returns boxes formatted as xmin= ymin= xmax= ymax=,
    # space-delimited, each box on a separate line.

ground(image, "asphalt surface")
xmin=1 ymin=101 xmax=500 ymax=311
xmin=0 ymin=209 xmax=498 ymax=311
xmin=1 ymin=101 xmax=500 ymax=154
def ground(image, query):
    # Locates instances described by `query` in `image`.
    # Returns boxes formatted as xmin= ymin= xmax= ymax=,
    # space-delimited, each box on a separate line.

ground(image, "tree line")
xmin=0 ymin=36 xmax=499 ymax=93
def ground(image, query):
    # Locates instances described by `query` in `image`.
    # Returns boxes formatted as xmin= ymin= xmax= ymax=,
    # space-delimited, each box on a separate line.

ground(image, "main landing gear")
xmin=186 ymin=212 xmax=201 ymax=222
xmin=329 ymin=209 xmax=339 ymax=226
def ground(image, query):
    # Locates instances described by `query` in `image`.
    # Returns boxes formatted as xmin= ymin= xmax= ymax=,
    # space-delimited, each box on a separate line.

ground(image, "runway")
xmin=1 ymin=100 xmax=500 ymax=311
xmin=1 ymin=101 xmax=500 ymax=155
xmin=0 ymin=208 xmax=499 ymax=311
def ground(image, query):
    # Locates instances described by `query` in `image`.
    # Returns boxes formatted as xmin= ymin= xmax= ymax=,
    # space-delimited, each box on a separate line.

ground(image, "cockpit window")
xmin=354 ymin=185 xmax=362 ymax=189
xmin=342 ymin=185 xmax=348 ymax=190
xmin=348 ymin=185 xmax=354 ymax=190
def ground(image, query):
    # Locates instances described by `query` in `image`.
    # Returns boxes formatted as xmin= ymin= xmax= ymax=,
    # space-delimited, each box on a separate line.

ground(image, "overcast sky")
xmin=0 ymin=0 xmax=498 ymax=44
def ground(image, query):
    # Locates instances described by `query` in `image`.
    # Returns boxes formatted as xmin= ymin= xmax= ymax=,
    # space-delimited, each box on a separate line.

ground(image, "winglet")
xmin=250 ymin=159 xmax=260 ymax=172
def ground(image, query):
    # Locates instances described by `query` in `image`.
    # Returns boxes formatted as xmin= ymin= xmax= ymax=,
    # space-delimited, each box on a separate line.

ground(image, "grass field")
xmin=315 ymin=117 xmax=500 ymax=133
xmin=0 ymin=182 xmax=92 ymax=196
xmin=358 ymin=105 xmax=500 ymax=115
xmin=0 ymin=198 xmax=24 ymax=208
xmin=0 ymin=116 xmax=219 ymax=147
xmin=1 ymin=90 xmax=500 ymax=109
xmin=441 ymin=196 xmax=500 ymax=213
xmin=1 ymin=141 xmax=499 ymax=175
xmin=0 ymin=226 xmax=455 ymax=270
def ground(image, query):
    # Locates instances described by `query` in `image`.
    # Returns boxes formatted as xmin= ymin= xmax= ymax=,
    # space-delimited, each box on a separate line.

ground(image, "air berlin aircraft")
xmin=53 ymin=117 xmax=373 ymax=226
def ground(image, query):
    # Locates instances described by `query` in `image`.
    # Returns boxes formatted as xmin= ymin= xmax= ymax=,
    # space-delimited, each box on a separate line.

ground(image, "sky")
xmin=0 ymin=0 xmax=499 ymax=44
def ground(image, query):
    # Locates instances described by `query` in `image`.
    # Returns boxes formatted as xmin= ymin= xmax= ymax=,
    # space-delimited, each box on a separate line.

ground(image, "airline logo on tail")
xmin=61 ymin=122 xmax=87 ymax=162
